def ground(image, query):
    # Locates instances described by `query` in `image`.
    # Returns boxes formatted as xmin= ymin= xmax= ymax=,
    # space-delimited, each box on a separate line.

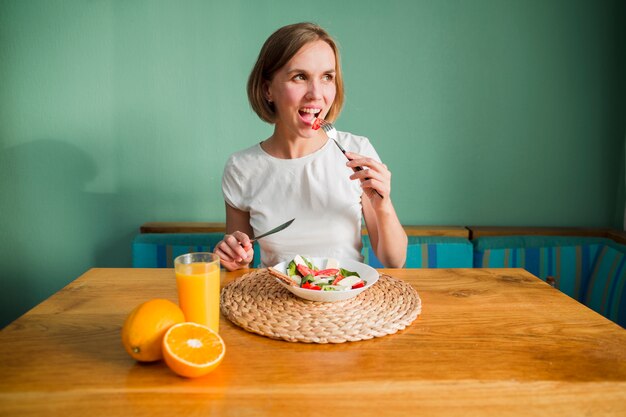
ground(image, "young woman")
xmin=215 ymin=22 xmax=407 ymax=271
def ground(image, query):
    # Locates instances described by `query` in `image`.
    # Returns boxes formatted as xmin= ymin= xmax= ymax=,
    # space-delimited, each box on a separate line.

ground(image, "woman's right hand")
xmin=214 ymin=231 xmax=254 ymax=271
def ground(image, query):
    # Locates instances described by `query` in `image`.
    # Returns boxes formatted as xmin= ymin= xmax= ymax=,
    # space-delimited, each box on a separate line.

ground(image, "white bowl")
xmin=271 ymin=257 xmax=379 ymax=302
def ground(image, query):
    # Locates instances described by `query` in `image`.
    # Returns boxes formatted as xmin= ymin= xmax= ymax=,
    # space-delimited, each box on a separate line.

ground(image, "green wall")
xmin=1 ymin=0 xmax=624 ymax=327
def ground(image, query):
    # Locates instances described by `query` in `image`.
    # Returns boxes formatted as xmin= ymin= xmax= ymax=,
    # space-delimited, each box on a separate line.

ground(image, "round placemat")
xmin=220 ymin=269 xmax=421 ymax=343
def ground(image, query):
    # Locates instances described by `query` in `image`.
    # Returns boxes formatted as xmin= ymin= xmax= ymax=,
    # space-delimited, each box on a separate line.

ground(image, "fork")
xmin=317 ymin=119 xmax=384 ymax=199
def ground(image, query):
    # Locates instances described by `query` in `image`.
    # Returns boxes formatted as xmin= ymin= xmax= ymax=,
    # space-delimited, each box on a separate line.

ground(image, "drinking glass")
xmin=174 ymin=252 xmax=221 ymax=332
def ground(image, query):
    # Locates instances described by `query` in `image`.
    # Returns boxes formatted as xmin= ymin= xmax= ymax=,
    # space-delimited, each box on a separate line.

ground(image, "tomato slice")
xmin=297 ymin=264 xmax=313 ymax=277
xmin=351 ymin=281 xmax=365 ymax=289
xmin=311 ymin=118 xmax=322 ymax=130
xmin=302 ymin=282 xmax=322 ymax=290
xmin=314 ymin=268 xmax=339 ymax=276
xmin=331 ymin=274 xmax=344 ymax=285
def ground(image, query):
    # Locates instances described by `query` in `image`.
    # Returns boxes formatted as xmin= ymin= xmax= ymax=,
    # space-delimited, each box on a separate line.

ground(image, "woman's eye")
xmin=322 ymin=74 xmax=334 ymax=82
xmin=293 ymin=74 xmax=306 ymax=81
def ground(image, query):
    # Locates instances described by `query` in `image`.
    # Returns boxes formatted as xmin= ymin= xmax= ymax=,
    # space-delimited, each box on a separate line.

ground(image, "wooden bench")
xmin=467 ymin=226 xmax=613 ymax=239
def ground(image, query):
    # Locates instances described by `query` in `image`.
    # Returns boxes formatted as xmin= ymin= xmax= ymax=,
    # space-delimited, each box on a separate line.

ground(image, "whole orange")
xmin=121 ymin=299 xmax=185 ymax=362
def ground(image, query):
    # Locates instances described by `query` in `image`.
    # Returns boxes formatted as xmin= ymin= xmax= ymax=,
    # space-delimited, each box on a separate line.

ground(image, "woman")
xmin=215 ymin=22 xmax=407 ymax=271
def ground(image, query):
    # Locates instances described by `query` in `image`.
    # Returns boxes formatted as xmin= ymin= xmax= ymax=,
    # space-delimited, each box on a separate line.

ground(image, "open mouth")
xmin=298 ymin=108 xmax=322 ymax=124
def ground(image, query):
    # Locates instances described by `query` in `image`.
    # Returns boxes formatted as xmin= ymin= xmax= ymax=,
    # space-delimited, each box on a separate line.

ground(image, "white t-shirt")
xmin=222 ymin=131 xmax=381 ymax=267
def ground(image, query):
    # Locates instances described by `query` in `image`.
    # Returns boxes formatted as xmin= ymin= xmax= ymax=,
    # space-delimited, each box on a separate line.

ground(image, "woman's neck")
xmin=261 ymin=125 xmax=328 ymax=159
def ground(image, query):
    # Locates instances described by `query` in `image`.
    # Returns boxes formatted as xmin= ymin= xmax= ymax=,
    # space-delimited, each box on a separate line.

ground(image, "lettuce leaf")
xmin=287 ymin=261 xmax=297 ymax=277
xmin=301 ymin=256 xmax=316 ymax=271
xmin=340 ymin=268 xmax=360 ymax=278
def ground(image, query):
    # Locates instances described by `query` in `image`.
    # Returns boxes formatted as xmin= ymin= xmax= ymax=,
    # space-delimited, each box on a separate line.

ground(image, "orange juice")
xmin=174 ymin=253 xmax=220 ymax=333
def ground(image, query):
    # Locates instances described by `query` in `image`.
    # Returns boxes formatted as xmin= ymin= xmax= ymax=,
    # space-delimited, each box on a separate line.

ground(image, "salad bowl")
xmin=271 ymin=257 xmax=379 ymax=302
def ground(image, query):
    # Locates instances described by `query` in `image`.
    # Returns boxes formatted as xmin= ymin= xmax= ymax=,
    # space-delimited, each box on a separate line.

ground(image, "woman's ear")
xmin=263 ymin=81 xmax=272 ymax=103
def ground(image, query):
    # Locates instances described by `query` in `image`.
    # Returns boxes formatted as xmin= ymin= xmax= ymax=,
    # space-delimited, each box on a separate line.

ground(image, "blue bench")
xmin=473 ymin=235 xmax=626 ymax=328
xmin=132 ymin=233 xmax=262 ymax=268
xmin=133 ymin=233 xmax=474 ymax=269
xmin=362 ymin=235 xmax=473 ymax=268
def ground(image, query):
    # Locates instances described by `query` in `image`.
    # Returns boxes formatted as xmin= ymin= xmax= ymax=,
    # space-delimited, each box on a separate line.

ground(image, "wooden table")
xmin=1 ymin=268 xmax=626 ymax=416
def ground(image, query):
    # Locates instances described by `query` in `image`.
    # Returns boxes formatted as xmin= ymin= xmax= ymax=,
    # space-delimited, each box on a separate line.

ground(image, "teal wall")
xmin=1 ymin=0 xmax=624 ymax=326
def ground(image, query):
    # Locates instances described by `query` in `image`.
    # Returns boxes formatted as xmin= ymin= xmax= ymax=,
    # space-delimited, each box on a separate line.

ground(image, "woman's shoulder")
xmin=336 ymin=130 xmax=371 ymax=144
xmin=223 ymin=144 xmax=266 ymax=182
xmin=225 ymin=143 xmax=264 ymax=165
xmin=335 ymin=130 xmax=377 ymax=155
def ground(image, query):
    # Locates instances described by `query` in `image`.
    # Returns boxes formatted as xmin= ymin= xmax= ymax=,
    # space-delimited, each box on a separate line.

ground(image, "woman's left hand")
xmin=345 ymin=152 xmax=392 ymax=205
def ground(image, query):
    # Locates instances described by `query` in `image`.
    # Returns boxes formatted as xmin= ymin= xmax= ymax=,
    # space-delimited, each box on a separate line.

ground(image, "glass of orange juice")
xmin=174 ymin=252 xmax=221 ymax=333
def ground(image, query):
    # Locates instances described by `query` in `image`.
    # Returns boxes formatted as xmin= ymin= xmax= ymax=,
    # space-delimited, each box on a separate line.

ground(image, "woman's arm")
xmin=214 ymin=203 xmax=255 ymax=271
xmin=346 ymin=152 xmax=407 ymax=267
xmin=362 ymin=196 xmax=407 ymax=267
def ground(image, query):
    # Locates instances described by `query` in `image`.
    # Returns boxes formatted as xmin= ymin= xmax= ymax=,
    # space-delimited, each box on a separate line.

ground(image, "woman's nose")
xmin=305 ymin=80 xmax=323 ymax=99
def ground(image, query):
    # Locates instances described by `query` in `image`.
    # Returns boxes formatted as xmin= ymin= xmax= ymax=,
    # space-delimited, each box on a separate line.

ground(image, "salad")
xmin=284 ymin=255 xmax=365 ymax=291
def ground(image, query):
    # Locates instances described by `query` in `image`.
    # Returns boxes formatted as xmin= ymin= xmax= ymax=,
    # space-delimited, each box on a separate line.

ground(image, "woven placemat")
xmin=220 ymin=269 xmax=421 ymax=344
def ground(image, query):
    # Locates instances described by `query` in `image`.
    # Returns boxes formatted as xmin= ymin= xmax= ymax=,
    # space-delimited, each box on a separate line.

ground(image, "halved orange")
xmin=162 ymin=322 xmax=226 ymax=378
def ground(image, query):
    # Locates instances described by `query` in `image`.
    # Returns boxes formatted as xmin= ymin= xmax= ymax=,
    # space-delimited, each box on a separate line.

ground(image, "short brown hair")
xmin=247 ymin=22 xmax=344 ymax=124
